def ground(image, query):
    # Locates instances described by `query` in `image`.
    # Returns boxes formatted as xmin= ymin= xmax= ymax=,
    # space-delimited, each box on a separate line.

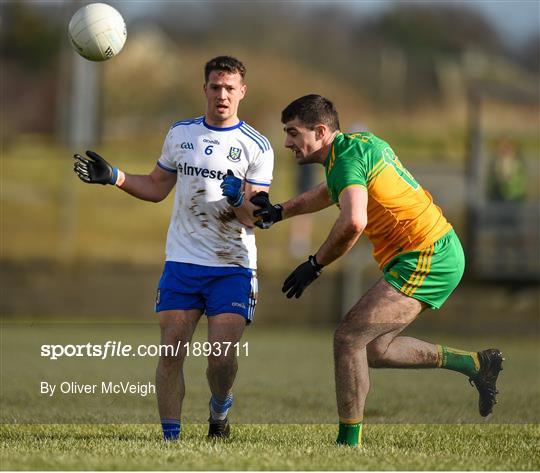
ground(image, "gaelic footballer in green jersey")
xmin=250 ymin=94 xmax=503 ymax=447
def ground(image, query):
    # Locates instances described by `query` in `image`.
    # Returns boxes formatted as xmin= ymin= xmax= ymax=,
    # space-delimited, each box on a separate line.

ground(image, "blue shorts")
xmin=155 ymin=262 xmax=258 ymax=324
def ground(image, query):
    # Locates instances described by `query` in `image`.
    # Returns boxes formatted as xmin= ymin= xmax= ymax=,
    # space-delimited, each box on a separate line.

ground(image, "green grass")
xmin=1 ymin=325 xmax=539 ymax=469
xmin=2 ymin=325 xmax=539 ymax=424
xmin=1 ymin=423 xmax=538 ymax=470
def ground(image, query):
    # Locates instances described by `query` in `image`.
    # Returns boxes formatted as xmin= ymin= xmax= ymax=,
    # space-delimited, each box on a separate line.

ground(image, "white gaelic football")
xmin=68 ymin=3 xmax=126 ymax=61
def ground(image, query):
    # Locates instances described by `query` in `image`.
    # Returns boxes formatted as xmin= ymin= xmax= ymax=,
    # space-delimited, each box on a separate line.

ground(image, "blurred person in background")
xmin=487 ymin=137 xmax=527 ymax=272
xmin=251 ymin=94 xmax=503 ymax=447
xmin=488 ymin=137 xmax=526 ymax=202
xmin=73 ymin=56 xmax=274 ymax=441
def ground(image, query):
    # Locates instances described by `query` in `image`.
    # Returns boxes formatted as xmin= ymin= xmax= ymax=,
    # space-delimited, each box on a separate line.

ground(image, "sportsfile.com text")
xmin=40 ymin=341 xmax=249 ymax=360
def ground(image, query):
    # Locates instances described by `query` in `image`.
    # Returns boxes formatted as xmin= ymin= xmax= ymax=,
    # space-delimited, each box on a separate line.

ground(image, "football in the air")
xmin=68 ymin=3 xmax=127 ymax=62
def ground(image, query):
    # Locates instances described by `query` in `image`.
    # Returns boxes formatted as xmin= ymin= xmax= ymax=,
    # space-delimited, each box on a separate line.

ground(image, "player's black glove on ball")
xmin=73 ymin=150 xmax=116 ymax=185
xmin=282 ymin=255 xmax=324 ymax=299
xmin=251 ymin=192 xmax=283 ymax=229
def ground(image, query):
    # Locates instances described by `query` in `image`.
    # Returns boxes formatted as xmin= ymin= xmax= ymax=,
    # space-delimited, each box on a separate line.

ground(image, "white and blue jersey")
xmin=158 ymin=116 xmax=274 ymax=270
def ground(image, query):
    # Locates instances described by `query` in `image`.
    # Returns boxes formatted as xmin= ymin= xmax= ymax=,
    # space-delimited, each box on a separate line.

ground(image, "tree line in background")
xmin=1 ymin=1 xmax=538 ymax=137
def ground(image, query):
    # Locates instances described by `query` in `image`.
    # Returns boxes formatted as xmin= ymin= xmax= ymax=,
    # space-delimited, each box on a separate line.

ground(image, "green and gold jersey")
xmin=325 ymin=132 xmax=452 ymax=268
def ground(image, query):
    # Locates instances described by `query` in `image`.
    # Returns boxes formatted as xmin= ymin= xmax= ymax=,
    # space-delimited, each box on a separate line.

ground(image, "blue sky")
xmin=466 ymin=0 xmax=539 ymax=45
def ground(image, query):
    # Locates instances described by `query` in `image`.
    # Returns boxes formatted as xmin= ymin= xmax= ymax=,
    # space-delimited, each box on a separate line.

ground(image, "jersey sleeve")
xmin=245 ymin=147 xmax=274 ymax=187
xmin=328 ymin=156 xmax=368 ymax=202
xmin=157 ymin=128 xmax=177 ymax=173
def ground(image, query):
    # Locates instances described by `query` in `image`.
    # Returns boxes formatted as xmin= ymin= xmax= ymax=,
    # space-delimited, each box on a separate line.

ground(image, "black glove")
xmin=251 ymin=192 xmax=283 ymax=229
xmin=73 ymin=150 xmax=117 ymax=185
xmin=282 ymin=255 xmax=324 ymax=299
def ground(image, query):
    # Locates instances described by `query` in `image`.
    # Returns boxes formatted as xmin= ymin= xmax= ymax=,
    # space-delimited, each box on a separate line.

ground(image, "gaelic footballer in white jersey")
xmin=157 ymin=116 xmax=274 ymax=269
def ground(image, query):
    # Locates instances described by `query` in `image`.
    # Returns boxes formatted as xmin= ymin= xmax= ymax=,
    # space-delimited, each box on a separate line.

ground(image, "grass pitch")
xmin=1 ymin=326 xmax=539 ymax=470
xmin=1 ymin=423 xmax=539 ymax=470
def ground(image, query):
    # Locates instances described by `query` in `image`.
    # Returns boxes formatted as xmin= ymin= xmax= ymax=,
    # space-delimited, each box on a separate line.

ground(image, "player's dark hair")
xmin=281 ymin=94 xmax=340 ymax=131
xmin=204 ymin=56 xmax=246 ymax=83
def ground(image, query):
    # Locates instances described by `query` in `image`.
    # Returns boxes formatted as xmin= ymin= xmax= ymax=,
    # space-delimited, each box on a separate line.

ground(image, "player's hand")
xmin=282 ymin=255 xmax=324 ymax=299
xmin=251 ymin=192 xmax=283 ymax=229
xmin=73 ymin=150 xmax=117 ymax=185
xmin=221 ymin=169 xmax=244 ymax=207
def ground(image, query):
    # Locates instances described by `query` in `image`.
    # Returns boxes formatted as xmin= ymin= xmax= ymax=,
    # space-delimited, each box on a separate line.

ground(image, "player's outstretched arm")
xmin=281 ymin=182 xmax=333 ymax=219
xmin=250 ymin=182 xmax=332 ymax=230
xmin=281 ymin=185 xmax=367 ymax=299
xmin=314 ymin=185 xmax=367 ymax=266
xmin=118 ymin=165 xmax=177 ymax=202
xmin=73 ymin=151 xmax=176 ymax=202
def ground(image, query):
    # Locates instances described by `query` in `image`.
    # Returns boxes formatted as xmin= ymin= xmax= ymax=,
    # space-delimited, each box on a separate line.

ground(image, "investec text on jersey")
xmin=177 ymin=163 xmax=227 ymax=181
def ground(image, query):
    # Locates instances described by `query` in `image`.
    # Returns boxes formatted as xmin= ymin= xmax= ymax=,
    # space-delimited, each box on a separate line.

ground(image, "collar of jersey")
xmin=203 ymin=117 xmax=244 ymax=131
xmin=324 ymin=132 xmax=344 ymax=168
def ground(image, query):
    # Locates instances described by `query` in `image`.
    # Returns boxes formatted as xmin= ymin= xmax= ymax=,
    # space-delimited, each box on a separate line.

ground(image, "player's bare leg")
xmin=333 ymin=278 xmax=425 ymax=445
xmin=335 ymin=278 xmax=503 ymax=448
xmin=367 ymin=332 xmax=438 ymax=368
xmin=206 ymin=313 xmax=246 ymax=437
xmin=156 ymin=309 xmax=202 ymax=440
xmin=367 ymin=328 xmax=504 ymax=417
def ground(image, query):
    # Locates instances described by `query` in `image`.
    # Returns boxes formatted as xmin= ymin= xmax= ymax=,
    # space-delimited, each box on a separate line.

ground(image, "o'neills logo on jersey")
xmin=203 ymin=138 xmax=220 ymax=145
xmin=177 ymin=163 xmax=226 ymax=180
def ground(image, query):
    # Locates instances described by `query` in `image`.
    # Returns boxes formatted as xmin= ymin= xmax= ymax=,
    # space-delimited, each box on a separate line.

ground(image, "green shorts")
xmin=383 ymin=229 xmax=465 ymax=309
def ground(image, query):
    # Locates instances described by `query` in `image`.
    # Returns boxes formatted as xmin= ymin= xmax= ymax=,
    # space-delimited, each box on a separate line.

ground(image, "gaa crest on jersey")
xmin=227 ymin=147 xmax=242 ymax=162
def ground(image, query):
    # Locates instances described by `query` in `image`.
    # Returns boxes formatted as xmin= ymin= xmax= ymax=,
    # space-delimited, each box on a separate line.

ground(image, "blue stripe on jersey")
xmin=157 ymin=161 xmax=177 ymax=173
xmin=243 ymin=123 xmax=271 ymax=150
xmin=171 ymin=116 xmax=204 ymax=129
xmin=240 ymin=124 xmax=269 ymax=151
xmin=202 ymin=118 xmax=244 ymax=132
xmin=239 ymin=125 xmax=269 ymax=152
xmin=245 ymin=179 xmax=270 ymax=186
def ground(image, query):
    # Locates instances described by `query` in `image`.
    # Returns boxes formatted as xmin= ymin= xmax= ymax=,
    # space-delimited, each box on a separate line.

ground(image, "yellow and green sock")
xmin=336 ymin=418 xmax=363 ymax=446
xmin=437 ymin=345 xmax=480 ymax=378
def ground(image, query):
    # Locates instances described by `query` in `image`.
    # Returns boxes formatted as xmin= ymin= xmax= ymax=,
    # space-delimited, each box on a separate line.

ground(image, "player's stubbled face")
xmin=283 ymin=119 xmax=321 ymax=164
xmin=204 ymin=71 xmax=246 ymax=127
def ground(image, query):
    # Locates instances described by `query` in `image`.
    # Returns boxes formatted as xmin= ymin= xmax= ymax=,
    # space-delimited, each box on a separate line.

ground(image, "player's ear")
xmin=240 ymin=83 xmax=247 ymax=99
xmin=314 ymin=124 xmax=327 ymax=141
